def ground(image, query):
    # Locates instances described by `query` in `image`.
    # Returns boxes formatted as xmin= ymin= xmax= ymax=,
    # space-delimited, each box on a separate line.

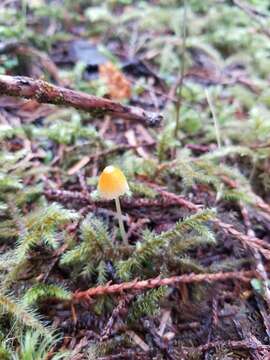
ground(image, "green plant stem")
xmin=115 ymin=197 xmax=127 ymax=245
xmin=205 ymin=88 xmax=221 ymax=149
xmin=205 ymin=87 xmax=223 ymax=201
xmin=174 ymin=0 xmax=187 ymax=139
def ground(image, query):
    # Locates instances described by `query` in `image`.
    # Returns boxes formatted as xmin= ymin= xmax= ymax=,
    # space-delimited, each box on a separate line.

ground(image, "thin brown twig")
xmin=44 ymin=188 xmax=200 ymax=211
xmin=0 ymin=41 xmax=63 ymax=84
xmin=143 ymin=183 xmax=270 ymax=258
xmin=255 ymin=294 xmax=270 ymax=340
xmin=101 ymin=294 xmax=135 ymax=340
xmin=221 ymin=173 xmax=270 ymax=216
xmin=97 ymin=350 xmax=149 ymax=360
xmin=250 ymin=141 xmax=270 ymax=149
xmin=239 ymin=202 xmax=270 ymax=311
xmin=145 ymin=183 xmax=200 ymax=211
xmin=73 ymin=270 xmax=255 ymax=301
xmin=0 ymin=75 xmax=163 ymax=127
xmin=44 ymin=186 xmax=270 ymax=258
xmin=212 ymin=218 xmax=270 ymax=259
xmin=67 ymin=142 xmax=156 ymax=175
xmin=184 ymin=339 xmax=270 ymax=353
xmin=158 ymin=158 xmax=270 ymax=216
xmin=142 ymin=319 xmax=176 ymax=360
xmin=232 ymin=0 xmax=270 ymax=38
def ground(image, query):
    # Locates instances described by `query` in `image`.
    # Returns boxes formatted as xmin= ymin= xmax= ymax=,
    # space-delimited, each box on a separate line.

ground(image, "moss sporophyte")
xmin=98 ymin=165 xmax=129 ymax=245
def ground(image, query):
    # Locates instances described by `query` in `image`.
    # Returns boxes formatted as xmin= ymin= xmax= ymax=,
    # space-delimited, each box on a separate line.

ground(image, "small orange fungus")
xmin=98 ymin=165 xmax=129 ymax=200
xmin=98 ymin=165 xmax=129 ymax=244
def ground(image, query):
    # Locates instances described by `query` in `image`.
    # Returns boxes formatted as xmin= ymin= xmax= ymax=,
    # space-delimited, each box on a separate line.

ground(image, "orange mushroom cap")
xmin=98 ymin=165 xmax=129 ymax=200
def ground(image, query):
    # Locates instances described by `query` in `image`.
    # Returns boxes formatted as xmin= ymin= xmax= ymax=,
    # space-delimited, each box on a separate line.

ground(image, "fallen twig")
xmin=67 ymin=142 xmax=156 ymax=175
xmin=0 ymin=41 xmax=63 ymax=84
xmin=126 ymin=330 xmax=150 ymax=353
xmin=44 ymin=188 xmax=200 ymax=211
xmin=142 ymin=319 xmax=176 ymax=360
xmin=73 ymin=270 xmax=255 ymax=301
xmin=101 ymin=294 xmax=135 ymax=340
xmin=183 ymin=339 xmax=270 ymax=353
xmin=97 ymin=350 xmax=149 ymax=360
xmin=232 ymin=0 xmax=270 ymax=38
xmin=44 ymin=186 xmax=270 ymax=258
xmin=213 ymin=218 xmax=270 ymax=259
xmin=0 ymin=75 xmax=163 ymax=127
xmin=144 ymin=183 xmax=270 ymax=258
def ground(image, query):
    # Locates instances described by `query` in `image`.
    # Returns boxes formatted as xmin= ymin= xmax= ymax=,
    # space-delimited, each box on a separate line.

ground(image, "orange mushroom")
xmin=98 ymin=165 xmax=129 ymax=244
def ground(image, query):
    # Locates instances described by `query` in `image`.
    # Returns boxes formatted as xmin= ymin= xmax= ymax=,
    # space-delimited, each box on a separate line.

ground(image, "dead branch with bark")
xmin=0 ymin=75 xmax=163 ymax=127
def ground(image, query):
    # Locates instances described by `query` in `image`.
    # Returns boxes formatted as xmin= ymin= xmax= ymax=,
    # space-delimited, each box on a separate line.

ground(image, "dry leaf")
xmin=99 ymin=62 xmax=131 ymax=101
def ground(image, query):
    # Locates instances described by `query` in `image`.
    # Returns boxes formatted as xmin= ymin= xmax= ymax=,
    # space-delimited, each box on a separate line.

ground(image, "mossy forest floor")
xmin=1 ymin=1 xmax=270 ymax=359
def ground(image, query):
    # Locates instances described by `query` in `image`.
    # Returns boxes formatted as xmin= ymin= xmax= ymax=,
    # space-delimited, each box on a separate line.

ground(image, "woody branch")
xmin=0 ymin=75 xmax=163 ymax=127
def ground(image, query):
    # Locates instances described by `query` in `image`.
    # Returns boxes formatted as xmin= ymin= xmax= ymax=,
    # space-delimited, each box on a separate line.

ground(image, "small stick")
xmin=73 ymin=270 xmax=255 ymax=301
xmin=189 ymin=339 xmax=270 ymax=353
xmin=126 ymin=330 xmax=150 ymax=352
xmin=232 ymin=0 xmax=270 ymax=38
xmin=0 ymin=75 xmax=163 ymax=127
xmin=101 ymin=294 xmax=135 ymax=340
xmin=44 ymin=187 xmax=270 ymax=258
xmin=44 ymin=187 xmax=200 ymax=211
xmin=67 ymin=142 xmax=156 ymax=176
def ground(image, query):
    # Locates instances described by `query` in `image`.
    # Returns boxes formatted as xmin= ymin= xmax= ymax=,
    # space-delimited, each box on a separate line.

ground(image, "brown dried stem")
xmin=0 ymin=75 xmax=163 ymax=127
xmin=73 ymin=270 xmax=255 ymax=301
xmin=67 ymin=142 xmax=156 ymax=175
xmin=98 ymin=339 xmax=270 ymax=359
xmin=213 ymin=218 xmax=270 ymax=259
xmin=44 ymin=186 xmax=270 ymax=258
xmin=232 ymin=0 xmax=270 ymax=38
xmin=184 ymin=339 xmax=270 ymax=353
xmin=44 ymin=188 xmax=200 ymax=211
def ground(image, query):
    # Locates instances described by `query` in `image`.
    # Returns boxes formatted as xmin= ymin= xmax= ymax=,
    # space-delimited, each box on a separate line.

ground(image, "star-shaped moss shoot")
xmin=98 ymin=165 xmax=129 ymax=244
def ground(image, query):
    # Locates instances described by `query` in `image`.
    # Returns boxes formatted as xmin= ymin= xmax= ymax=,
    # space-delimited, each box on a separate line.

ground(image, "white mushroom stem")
xmin=115 ymin=196 xmax=127 ymax=245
